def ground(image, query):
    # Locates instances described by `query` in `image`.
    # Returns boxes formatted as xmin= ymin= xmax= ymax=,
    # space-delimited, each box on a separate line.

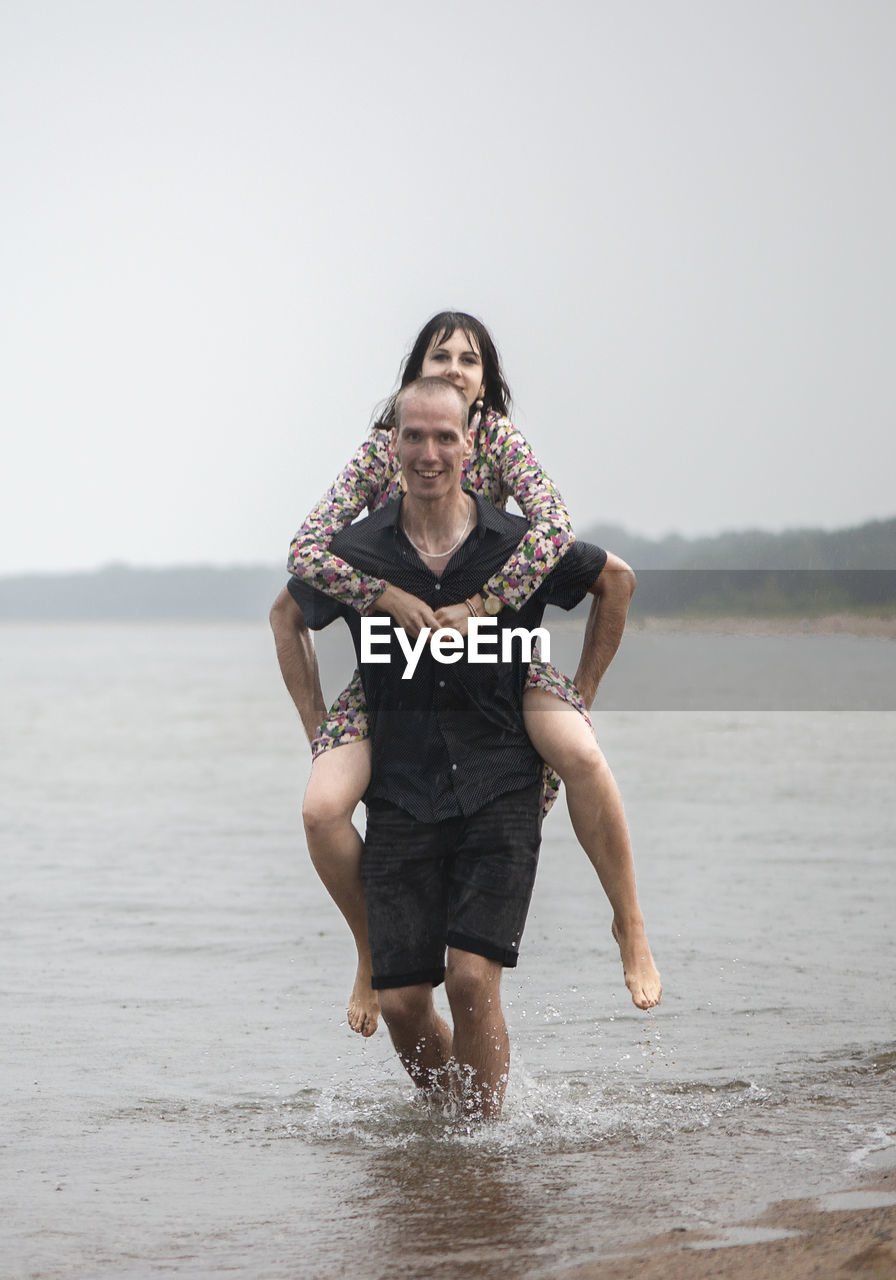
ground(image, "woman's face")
xmin=419 ymin=328 xmax=485 ymax=408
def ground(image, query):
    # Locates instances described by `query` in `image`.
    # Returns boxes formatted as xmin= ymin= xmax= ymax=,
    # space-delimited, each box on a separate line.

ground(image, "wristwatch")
xmin=481 ymin=591 xmax=503 ymax=616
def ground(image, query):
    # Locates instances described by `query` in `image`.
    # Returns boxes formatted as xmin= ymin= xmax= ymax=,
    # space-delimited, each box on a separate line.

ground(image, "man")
xmin=286 ymin=377 xmax=631 ymax=1118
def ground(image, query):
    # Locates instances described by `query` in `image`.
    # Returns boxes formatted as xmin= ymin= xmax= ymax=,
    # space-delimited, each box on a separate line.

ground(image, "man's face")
xmin=393 ymin=390 xmax=473 ymax=502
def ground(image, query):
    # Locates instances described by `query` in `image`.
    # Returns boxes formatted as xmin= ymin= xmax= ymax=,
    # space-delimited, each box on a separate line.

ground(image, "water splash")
xmin=277 ymin=1063 xmax=775 ymax=1155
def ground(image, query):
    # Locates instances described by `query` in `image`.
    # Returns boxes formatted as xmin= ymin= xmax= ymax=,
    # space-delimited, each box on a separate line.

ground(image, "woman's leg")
xmin=523 ymin=689 xmax=661 ymax=1010
xmin=302 ymin=739 xmax=379 ymax=1036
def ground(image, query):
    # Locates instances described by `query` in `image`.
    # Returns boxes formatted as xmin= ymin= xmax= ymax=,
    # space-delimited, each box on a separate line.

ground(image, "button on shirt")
xmin=288 ymin=493 xmax=606 ymax=824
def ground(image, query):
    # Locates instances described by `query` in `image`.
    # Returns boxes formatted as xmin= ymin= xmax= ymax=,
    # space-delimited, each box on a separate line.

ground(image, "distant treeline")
xmin=577 ymin=516 xmax=896 ymax=617
xmin=1 ymin=517 xmax=894 ymax=621
xmin=579 ymin=515 xmax=896 ymax=571
xmin=623 ymin=569 xmax=896 ymax=618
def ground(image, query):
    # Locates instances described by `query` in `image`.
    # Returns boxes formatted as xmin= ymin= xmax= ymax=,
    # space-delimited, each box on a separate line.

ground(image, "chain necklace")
xmin=401 ymin=500 xmax=473 ymax=560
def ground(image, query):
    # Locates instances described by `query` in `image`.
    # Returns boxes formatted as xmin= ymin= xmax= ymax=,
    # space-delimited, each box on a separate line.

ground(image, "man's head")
xmin=392 ymin=378 xmax=474 ymax=503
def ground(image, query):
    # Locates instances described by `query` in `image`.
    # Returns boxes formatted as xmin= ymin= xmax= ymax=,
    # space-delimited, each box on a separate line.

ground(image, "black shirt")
xmin=288 ymin=493 xmax=606 ymax=823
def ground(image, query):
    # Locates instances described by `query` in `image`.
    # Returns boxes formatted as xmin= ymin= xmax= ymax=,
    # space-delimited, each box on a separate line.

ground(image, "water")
xmin=2 ymin=622 xmax=895 ymax=1279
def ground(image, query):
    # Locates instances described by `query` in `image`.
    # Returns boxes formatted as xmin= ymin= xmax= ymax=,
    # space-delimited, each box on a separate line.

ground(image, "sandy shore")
xmin=561 ymin=1171 xmax=896 ymax=1279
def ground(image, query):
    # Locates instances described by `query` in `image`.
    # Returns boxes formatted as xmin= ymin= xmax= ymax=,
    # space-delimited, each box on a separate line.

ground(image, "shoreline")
xmin=0 ymin=611 xmax=893 ymax=637
xmin=562 ymin=1170 xmax=896 ymax=1279
xmin=632 ymin=611 xmax=896 ymax=639
xmin=548 ymin=611 xmax=896 ymax=639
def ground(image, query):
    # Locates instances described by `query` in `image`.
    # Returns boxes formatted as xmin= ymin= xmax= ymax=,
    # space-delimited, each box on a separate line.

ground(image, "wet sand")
xmin=564 ymin=1171 xmax=896 ymax=1279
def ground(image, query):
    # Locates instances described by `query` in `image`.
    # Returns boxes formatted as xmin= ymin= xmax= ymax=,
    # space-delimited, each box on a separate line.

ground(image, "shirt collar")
xmin=382 ymin=490 xmax=506 ymax=539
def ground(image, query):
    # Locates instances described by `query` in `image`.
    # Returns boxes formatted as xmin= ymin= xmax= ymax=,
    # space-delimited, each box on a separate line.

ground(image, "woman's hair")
xmin=376 ymin=311 xmax=512 ymax=429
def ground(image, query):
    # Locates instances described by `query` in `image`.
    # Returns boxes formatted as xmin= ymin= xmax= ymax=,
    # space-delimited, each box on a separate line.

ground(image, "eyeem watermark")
xmin=361 ymin=616 xmax=551 ymax=680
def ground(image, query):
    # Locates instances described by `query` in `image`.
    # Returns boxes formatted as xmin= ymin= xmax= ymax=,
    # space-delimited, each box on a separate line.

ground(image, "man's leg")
xmin=444 ymin=949 xmax=509 ymax=1120
xmin=378 ymin=984 xmax=453 ymax=1093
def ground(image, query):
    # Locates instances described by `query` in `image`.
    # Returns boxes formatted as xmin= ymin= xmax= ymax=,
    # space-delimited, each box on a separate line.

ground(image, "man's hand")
xmin=432 ymin=597 xmax=481 ymax=637
xmin=375 ymin=584 xmax=441 ymax=637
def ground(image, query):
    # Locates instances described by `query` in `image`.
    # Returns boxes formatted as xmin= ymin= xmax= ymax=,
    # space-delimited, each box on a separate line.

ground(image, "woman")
xmin=270 ymin=312 xmax=661 ymax=1035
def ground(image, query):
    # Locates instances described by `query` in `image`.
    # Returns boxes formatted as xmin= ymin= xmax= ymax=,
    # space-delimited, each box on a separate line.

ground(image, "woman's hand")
xmin=374 ymin=584 xmax=441 ymax=637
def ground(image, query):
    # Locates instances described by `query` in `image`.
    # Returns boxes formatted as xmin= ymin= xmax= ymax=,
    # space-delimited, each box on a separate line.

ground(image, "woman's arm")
xmin=435 ymin=414 xmax=575 ymax=632
xmin=476 ymin=413 xmax=575 ymax=609
xmin=287 ymin=429 xmax=394 ymax=611
xmin=287 ymin=427 xmax=441 ymax=635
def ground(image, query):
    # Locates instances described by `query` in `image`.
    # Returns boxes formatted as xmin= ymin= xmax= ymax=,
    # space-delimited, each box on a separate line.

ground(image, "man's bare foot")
xmin=347 ymin=967 xmax=380 ymax=1037
xmin=611 ymin=919 xmax=662 ymax=1010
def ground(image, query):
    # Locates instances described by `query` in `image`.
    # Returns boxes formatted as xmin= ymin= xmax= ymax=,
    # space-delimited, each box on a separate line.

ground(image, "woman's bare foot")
xmin=347 ymin=965 xmax=380 ymax=1037
xmin=611 ymin=919 xmax=662 ymax=1010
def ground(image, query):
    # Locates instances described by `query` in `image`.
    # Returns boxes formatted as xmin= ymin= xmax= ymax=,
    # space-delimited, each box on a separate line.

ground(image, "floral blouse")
xmin=287 ymin=411 xmax=575 ymax=611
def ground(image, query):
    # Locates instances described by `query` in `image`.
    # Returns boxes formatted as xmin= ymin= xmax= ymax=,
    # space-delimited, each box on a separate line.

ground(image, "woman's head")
xmin=379 ymin=312 xmax=511 ymax=428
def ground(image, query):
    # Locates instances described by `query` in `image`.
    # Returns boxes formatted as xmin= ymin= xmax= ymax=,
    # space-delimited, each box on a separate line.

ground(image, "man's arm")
xmin=573 ymin=552 xmax=637 ymax=709
xmin=269 ymin=587 xmax=328 ymax=743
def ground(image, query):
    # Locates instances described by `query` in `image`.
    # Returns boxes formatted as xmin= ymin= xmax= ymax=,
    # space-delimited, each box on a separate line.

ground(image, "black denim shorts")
xmin=362 ymin=782 xmax=543 ymax=990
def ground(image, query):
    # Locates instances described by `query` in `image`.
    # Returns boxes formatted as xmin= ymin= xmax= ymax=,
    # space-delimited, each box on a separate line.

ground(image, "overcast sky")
xmin=2 ymin=1 xmax=894 ymax=574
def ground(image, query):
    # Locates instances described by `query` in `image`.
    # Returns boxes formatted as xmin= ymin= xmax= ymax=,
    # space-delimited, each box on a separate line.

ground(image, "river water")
xmin=3 ymin=621 xmax=894 ymax=1278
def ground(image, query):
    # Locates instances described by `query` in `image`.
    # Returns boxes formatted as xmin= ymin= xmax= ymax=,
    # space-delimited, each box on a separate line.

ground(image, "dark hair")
xmin=377 ymin=311 xmax=512 ymax=429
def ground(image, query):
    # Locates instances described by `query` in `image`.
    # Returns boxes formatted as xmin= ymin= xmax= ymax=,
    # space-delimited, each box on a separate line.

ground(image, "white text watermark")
xmin=360 ymin=616 xmax=550 ymax=680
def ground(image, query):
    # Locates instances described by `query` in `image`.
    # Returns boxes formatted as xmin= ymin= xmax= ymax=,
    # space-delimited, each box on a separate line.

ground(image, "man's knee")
xmin=445 ymin=953 xmax=500 ymax=1019
xmin=378 ymin=984 xmax=432 ymax=1034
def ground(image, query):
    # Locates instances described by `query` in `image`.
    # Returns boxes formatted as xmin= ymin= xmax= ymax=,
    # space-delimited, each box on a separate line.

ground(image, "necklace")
xmin=401 ymin=501 xmax=472 ymax=560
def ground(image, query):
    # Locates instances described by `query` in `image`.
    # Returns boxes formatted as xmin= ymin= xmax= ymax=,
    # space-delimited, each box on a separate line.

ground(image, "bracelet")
xmin=465 ymin=597 xmax=481 ymax=617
